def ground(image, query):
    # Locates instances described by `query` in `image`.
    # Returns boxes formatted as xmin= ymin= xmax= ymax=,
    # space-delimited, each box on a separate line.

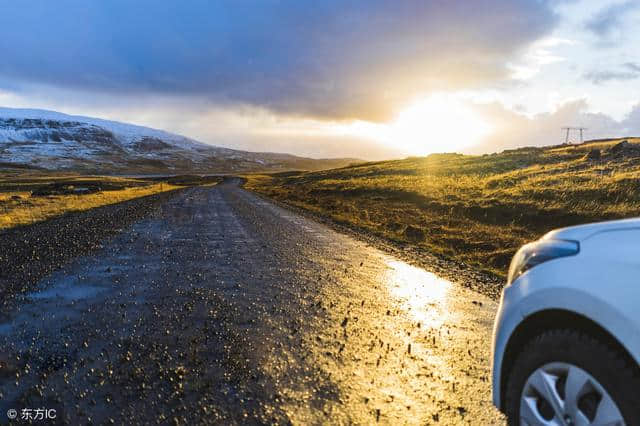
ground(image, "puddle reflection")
xmin=383 ymin=259 xmax=453 ymax=328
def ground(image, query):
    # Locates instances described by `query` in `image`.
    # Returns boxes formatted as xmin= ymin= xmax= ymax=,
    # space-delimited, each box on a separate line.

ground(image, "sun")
xmin=334 ymin=94 xmax=492 ymax=157
xmin=389 ymin=95 xmax=492 ymax=156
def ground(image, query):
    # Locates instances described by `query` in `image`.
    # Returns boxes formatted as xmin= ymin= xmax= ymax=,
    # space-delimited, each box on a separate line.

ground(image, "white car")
xmin=491 ymin=218 xmax=640 ymax=425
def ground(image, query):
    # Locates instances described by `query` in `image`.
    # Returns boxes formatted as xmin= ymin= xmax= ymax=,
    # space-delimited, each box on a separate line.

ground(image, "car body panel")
xmin=492 ymin=225 xmax=640 ymax=410
xmin=544 ymin=217 xmax=640 ymax=242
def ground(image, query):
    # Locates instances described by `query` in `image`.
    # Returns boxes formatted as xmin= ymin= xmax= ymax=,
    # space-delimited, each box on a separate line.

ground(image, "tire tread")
xmin=505 ymin=328 xmax=640 ymax=425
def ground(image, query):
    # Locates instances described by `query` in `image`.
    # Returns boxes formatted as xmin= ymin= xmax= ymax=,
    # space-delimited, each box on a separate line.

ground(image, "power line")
xmin=561 ymin=127 xmax=588 ymax=144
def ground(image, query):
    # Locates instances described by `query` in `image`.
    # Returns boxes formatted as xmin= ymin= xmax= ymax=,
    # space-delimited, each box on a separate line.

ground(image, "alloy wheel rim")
xmin=520 ymin=362 xmax=625 ymax=426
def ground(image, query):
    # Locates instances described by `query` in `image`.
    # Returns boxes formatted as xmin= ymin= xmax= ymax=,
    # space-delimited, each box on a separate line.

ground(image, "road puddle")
xmin=383 ymin=258 xmax=453 ymax=329
xmin=27 ymin=276 xmax=107 ymax=301
xmin=28 ymin=285 xmax=106 ymax=301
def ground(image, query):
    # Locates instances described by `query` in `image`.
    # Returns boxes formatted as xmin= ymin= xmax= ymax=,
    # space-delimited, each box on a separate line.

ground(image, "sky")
xmin=0 ymin=0 xmax=639 ymax=159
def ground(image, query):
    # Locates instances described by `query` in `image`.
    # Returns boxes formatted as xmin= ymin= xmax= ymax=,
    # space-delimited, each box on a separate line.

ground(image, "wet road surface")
xmin=0 ymin=180 xmax=504 ymax=424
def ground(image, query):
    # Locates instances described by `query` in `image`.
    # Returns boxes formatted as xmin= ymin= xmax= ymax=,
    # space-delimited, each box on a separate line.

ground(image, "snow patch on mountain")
xmin=0 ymin=107 xmax=359 ymax=173
xmin=0 ymin=107 xmax=224 ymax=150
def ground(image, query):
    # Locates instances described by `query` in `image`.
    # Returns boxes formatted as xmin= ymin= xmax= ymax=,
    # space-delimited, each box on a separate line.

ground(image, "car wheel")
xmin=505 ymin=329 xmax=640 ymax=426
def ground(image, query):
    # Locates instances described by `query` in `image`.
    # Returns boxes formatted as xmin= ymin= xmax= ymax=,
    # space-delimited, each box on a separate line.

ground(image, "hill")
xmin=246 ymin=138 xmax=640 ymax=279
xmin=0 ymin=107 xmax=359 ymax=174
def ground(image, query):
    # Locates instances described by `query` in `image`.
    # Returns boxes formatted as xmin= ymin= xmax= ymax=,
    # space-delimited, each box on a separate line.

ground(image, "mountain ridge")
xmin=0 ymin=107 xmax=359 ymax=174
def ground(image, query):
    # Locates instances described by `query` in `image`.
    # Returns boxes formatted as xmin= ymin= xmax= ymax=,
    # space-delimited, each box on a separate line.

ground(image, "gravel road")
xmin=0 ymin=179 xmax=504 ymax=424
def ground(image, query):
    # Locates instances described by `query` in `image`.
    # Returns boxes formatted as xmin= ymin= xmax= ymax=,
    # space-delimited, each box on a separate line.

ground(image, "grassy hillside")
xmin=246 ymin=138 xmax=640 ymax=279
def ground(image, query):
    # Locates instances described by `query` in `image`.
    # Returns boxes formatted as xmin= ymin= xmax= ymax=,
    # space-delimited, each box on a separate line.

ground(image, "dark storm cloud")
xmin=0 ymin=0 xmax=557 ymax=121
xmin=585 ymin=1 xmax=637 ymax=37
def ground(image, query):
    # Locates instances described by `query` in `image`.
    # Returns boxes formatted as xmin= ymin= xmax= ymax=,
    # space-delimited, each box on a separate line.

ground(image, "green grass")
xmin=246 ymin=138 xmax=640 ymax=279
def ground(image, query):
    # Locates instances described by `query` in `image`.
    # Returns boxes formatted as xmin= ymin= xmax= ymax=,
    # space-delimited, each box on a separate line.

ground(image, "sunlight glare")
xmin=334 ymin=94 xmax=492 ymax=156
xmin=383 ymin=258 xmax=452 ymax=328
xmin=391 ymin=95 xmax=492 ymax=155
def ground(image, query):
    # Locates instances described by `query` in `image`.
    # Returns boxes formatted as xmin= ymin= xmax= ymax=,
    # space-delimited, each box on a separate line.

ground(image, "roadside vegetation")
xmin=246 ymin=138 xmax=640 ymax=279
xmin=0 ymin=174 xmax=221 ymax=230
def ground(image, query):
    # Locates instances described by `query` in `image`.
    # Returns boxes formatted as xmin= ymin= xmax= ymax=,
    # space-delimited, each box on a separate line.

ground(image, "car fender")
xmin=492 ymin=277 xmax=640 ymax=408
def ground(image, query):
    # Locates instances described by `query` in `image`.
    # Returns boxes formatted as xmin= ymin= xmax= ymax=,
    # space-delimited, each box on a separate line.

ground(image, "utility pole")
xmin=561 ymin=127 xmax=588 ymax=144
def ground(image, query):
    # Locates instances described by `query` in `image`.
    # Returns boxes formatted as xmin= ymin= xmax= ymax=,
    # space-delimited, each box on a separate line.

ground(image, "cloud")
xmin=0 ymin=1 xmax=557 ymax=121
xmin=624 ymin=62 xmax=640 ymax=72
xmin=468 ymin=99 xmax=640 ymax=154
xmin=507 ymin=37 xmax=573 ymax=80
xmin=585 ymin=1 xmax=637 ymax=37
xmin=583 ymin=62 xmax=640 ymax=84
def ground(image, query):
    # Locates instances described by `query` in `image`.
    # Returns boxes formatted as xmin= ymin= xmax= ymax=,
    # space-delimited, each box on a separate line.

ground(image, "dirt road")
xmin=0 ymin=179 xmax=504 ymax=424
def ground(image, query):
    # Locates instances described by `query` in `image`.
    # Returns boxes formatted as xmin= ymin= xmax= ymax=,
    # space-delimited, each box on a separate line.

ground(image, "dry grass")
xmin=0 ymin=174 xmax=222 ymax=230
xmin=246 ymin=138 xmax=640 ymax=278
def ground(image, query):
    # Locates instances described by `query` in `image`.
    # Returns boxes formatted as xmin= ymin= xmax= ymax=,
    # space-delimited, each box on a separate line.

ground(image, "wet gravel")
xmin=0 ymin=189 xmax=184 ymax=302
xmin=249 ymin=193 xmax=505 ymax=301
xmin=0 ymin=179 xmax=504 ymax=424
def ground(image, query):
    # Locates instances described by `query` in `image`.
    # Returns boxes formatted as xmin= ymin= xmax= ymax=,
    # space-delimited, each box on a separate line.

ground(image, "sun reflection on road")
xmin=383 ymin=258 xmax=453 ymax=328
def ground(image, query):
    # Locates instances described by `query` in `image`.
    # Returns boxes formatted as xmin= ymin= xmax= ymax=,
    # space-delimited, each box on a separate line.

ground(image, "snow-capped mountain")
xmin=0 ymin=107 xmax=357 ymax=173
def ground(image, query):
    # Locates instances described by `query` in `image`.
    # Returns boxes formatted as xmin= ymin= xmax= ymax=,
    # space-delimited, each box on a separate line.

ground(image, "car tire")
xmin=505 ymin=329 xmax=640 ymax=425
